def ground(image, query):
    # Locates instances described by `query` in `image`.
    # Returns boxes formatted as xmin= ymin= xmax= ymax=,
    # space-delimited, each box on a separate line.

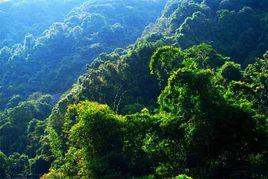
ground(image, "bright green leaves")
xmin=49 ymin=44 xmax=268 ymax=178
xmin=184 ymin=43 xmax=227 ymax=69
xmin=150 ymin=46 xmax=185 ymax=86
xmin=58 ymin=101 xmax=124 ymax=178
xmin=176 ymin=174 xmax=192 ymax=179
xmin=67 ymin=101 xmax=123 ymax=155
xmin=156 ymin=56 xmax=267 ymax=177
xmin=158 ymin=68 xmax=220 ymax=116
xmin=243 ymin=54 xmax=268 ymax=115
xmin=46 ymin=126 xmax=63 ymax=159
xmin=149 ymin=44 xmax=268 ymax=177
xmin=150 ymin=43 xmax=227 ymax=87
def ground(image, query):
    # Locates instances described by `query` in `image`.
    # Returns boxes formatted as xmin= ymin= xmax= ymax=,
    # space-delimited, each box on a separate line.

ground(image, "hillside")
xmin=0 ymin=0 xmax=87 ymax=47
xmin=0 ymin=0 xmax=267 ymax=178
xmin=46 ymin=0 xmax=268 ymax=178
xmin=0 ymin=0 xmax=166 ymax=177
xmin=0 ymin=0 xmax=166 ymax=110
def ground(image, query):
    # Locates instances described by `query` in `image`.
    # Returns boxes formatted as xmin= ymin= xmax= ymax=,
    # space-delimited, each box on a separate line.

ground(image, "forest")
xmin=0 ymin=0 xmax=267 ymax=178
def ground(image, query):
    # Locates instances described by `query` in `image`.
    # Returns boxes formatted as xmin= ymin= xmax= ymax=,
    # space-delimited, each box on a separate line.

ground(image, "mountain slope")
xmin=49 ymin=0 xmax=268 ymax=130
xmin=145 ymin=0 xmax=268 ymax=65
xmin=0 ymin=0 xmax=167 ymax=177
xmin=0 ymin=0 xmax=87 ymax=47
xmin=45 ymin=0 xmax=268 ymax=178
xmin=0 ymin=0 xmax=166 ymax=110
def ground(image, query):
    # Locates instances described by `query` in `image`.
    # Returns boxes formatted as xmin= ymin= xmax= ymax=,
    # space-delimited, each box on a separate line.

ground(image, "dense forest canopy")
xmin=0 ymin=0 xmax=267 ymax=178
xmin=0 ymin=0 xmax=165 ymax=110
xmin=0 ymin=0 xmax=88 ymax=47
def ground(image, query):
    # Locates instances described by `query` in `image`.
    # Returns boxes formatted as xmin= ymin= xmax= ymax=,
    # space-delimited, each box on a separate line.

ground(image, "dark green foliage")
xmin=7 ymin=153 xmax=29 ymax=178
xmin=147 ymin=0 xmax=268 ymax=66
xmin=0 ymin=151 xmax=30 ymax=178
xmin=46 ymin=44 xmax=268 ymax=178
xmin=0 ymin=0 xmax=165 ymax=111
xmin=0 ymin=0 xmax=268 ymax=178
xmin=150 ymin=46 xmax=185 ymax=87
xmin=0 ymin=151 xmax=8 ymax=178
xmin=0 ymin=93 xmax=53 ymax=177
xmin=0 ymin=100 xmax=50 ymax=151
xmin=220 ymin=62 xmax=242 ymax=82
xmin=0 ymin=1 xmax=166 ymax=177
xmin=42 ymin=0 xmax=268 ymax=177
xmin=158 ymin=67 xmax=266 ymax=177
xmin=29 ymin=155 xmax=51 ymax=176
xmin=244 ymin=55 xmax=268 ymax=113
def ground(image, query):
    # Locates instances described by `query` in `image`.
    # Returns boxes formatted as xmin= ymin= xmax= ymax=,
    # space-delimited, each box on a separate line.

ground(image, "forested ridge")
xmin=0 ymin=0 xmax=88 ymax=47
xmin=0 ymin=0 xmax=165 ymax=109
xmin=0 ymin=0 xmax=166 ymax=177
xmin=0 ymin=0 xmax=268 ymax=178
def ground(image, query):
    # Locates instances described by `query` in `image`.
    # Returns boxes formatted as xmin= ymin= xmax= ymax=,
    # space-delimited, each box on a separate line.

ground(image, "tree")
xmin=7 ymin=153 xmax=29 ymax=178
xmin=49 ymin=101 xmax=125 ymax=178
xmin=0 ymin=151 xmax=8 ymax=178
xmin=150 ymin=46 xmax=185 ymax=86
xmin=157 ymin=65 xmax=267 ymax=177
xmin=220 ymin=61 xmax=242 ymax=82
xmin=244 ymin=53 xmax=268 ymax=115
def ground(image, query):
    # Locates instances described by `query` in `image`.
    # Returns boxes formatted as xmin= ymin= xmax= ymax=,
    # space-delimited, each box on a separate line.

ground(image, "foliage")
xmin=0 ymin=0 xmax=268 ymax=178
xmin=48 ymin=101 xmax=125 ymax=178
xmin=0 ymin=0 xmax=87 ymax=47
xmin=47 ymin=44 xmax=268 ymax=178
xmin=0 ymin=94 xmax=53 ymax=177
xmin=220 ymin=61 xmax=242 ymax=83
xmin=146 ymin=0 xmax=268 ymax=66
xmin=0 ymin=1 xmax=166 ymax=177
xmin=0 ymin=151 xmax=8 ymax=178
xmin=0 ymin=0 xmax=165 ymax=111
